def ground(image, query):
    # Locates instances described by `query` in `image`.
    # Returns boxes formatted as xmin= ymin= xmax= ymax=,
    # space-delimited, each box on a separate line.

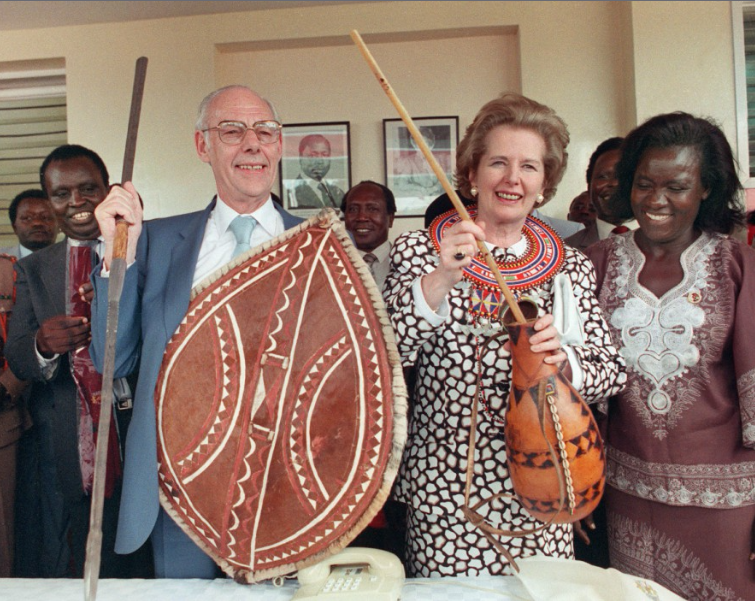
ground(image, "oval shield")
xmin=154 ymin=210 xmax=407 ymax=582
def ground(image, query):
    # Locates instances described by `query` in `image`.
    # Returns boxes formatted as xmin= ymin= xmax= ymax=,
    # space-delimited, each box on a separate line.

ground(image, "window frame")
xmin=732 ymin=0 xmax=755 ymax=187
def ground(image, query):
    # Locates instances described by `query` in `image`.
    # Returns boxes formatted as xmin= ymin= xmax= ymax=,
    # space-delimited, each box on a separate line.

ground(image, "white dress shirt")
xmin=595 ymin=217 xmax=638 ymax=240
xmin=0 ymin=243 xmax=33 ymax=259
xmin=359 ymin=240 xmax=391 ymax=290
xmin=193 ymin=196 xmax=284 ymax=288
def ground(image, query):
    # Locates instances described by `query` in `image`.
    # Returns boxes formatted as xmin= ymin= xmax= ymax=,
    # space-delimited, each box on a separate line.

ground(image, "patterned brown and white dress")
xmin=587 ymin=231 xmax=755 ymax=601
xmin=384 ymin=213 xmax=626 ymax=577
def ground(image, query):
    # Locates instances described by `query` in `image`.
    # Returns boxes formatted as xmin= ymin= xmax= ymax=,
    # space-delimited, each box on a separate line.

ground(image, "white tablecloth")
xmin=0 ymin=575 xmax=529 ymax=601
xmin=0 ymin=558 xmax=686 ymax=600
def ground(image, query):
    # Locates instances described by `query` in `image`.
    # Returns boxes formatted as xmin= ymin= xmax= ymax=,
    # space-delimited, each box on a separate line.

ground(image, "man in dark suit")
xmin=0 ymin=189 xmax=58 ymax=259
xmin=565 ymin=137 xmax=636 ymax=252
xmin=0 ymin=189 xmax=57 ymax=576
xmin=341 ymin=180 xmax=396 ymax=289
xmin=6 ymin=145 xmax=143 ymax=577
xmin=90 ymin=85 xmax=303 ymax=578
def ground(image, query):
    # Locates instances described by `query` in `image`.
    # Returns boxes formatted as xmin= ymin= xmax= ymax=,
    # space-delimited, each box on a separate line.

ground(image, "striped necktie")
xmin=363 ymin=252 xmax=378 ymax=277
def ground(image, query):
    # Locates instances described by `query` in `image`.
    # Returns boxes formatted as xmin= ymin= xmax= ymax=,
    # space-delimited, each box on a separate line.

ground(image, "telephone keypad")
xmin=320 ymin=566 xmax=366 ymax=594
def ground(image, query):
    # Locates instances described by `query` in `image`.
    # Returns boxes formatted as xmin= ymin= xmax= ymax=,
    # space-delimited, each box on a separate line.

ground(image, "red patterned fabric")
xmin=0 ymin=254 xmax=17 ymax=370
xmin=68 ymin=244 xmax=121 ymax=497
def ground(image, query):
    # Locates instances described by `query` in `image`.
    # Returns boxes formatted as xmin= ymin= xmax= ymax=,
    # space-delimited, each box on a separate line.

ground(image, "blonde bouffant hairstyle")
xmin=455 ymin=93 xmax=570 ymax=205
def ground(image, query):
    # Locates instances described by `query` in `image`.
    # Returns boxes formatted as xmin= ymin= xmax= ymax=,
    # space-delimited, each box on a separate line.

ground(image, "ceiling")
xmin=0 ymin=1 xmax=363 ymax=32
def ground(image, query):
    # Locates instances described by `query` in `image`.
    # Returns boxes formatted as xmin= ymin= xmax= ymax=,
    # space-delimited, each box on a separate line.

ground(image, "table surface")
xmin=0 ymin=575 xmax=531 ymax=601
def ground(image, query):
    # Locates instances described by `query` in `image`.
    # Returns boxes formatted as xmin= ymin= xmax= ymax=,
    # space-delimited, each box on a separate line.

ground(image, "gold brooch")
xmin=687 ymin=290 xmax=702 ymax=304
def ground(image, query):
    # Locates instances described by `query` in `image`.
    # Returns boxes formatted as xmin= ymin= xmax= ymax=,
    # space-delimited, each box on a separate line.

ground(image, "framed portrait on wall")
xmin=383 ymin=116 xmax=459 ymax=217
xmin=279 ymin=122 xmax=351 ymax=217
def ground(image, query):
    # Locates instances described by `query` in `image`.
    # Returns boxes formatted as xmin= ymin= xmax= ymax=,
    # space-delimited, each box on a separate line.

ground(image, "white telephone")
xmin=292 ymin=547 xmax=405 ymax=601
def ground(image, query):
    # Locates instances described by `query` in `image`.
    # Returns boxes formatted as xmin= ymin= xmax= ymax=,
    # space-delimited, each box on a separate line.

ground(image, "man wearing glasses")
xmin=89 ymin=86 xmax=302 ymax=578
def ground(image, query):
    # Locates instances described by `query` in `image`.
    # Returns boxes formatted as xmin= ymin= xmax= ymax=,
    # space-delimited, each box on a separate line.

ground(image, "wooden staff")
xmin=83 ymin=56 xmax=148 ymax=601
xmin=350 ymin=30 xmax=526 ymax=324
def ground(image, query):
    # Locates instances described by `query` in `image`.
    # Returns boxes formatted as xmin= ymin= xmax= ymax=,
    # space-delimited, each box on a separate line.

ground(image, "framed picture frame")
xmin=279 ymin=121 xmax=351 ymax=217
xmin=383 ymin=116 xmax=459 ymax=217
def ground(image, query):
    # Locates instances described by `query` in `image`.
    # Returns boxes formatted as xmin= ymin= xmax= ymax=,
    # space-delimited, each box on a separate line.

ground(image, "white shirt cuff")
xmin=35 ymin=342 xmax=59 ymax=381
xmin=99 ymin=259 xmax=135 ymax=278
xmin=411 ymin=277 xmax=450 ymax=327
xmin=563 ymin=345 xmax=584 ymax=391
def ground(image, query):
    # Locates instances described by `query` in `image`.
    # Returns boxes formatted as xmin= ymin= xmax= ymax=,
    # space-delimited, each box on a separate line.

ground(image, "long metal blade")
xmin=83 ymin=54 xmax=147 ymax=601
xmin=122 ymin=56 xmax=148 ymax=184
xmin=83 ymin=254 xmax=126 ymax=600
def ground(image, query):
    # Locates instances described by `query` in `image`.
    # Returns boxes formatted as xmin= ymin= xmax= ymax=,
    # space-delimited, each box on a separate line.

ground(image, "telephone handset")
xmin=293 ymin=547 xmax=405 ymax=601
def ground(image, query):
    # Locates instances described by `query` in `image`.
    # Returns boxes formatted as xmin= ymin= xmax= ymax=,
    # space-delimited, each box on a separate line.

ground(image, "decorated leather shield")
xmin=155 ymin=209 xmax=407 ymax=583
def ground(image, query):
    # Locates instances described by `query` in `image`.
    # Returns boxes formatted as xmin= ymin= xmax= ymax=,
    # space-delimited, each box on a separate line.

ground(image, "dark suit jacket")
xmin=6 ymin=242 xmax=82 ymax=502
xmin=6 ymin=241 xmax=140 ymax=577
xmin=90 ymin=198 xmax=303 ymax=554
xmin=288 ymin=175 xmax=343 ymax=209
xmin=564 ymin=223 xmax=599 ymax=252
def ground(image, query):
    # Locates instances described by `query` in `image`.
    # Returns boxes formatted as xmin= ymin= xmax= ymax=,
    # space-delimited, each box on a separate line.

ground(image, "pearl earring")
xmin=470 ymin=186 xmax=478 ymax=197
xmin=536 ymin=193 xmax=545 ymax=205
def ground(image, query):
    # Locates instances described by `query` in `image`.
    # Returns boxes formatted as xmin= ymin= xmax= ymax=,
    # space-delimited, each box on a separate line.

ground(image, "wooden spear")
xmin=83 ymin=56 xmax=148 ymax=601
xmin=350 ymin=31 xmax=526 ymax=323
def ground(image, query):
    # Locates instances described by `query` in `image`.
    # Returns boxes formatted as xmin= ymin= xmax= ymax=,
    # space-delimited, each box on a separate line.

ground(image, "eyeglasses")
xmin=202 ymin=120 xmax=282 ymax=145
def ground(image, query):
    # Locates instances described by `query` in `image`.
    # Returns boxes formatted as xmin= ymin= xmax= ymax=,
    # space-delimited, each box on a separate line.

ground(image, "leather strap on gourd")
xmin=461 ymin=330 xmax=570 ymax=573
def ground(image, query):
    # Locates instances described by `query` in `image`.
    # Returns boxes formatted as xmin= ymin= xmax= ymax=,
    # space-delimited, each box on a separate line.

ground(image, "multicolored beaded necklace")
xmin=428 ymin=205 xmax=565 ymax=321
xmin=429 ymin=205 xmax=566 ymax=426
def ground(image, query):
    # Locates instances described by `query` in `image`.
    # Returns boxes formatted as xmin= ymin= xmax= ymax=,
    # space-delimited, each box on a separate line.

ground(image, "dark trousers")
xmin=151 ymin=508 xmax=219 ymax=579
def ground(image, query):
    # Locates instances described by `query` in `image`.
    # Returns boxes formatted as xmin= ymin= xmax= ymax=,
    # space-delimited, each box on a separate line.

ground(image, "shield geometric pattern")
xmin=154 ymin=210 xmax=407 ymax=583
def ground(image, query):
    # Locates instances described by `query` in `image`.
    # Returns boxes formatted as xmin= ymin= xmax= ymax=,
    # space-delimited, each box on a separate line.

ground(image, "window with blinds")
xmin=734 ymin=1 xmax=755 ymax=186
xmin=0 ymin=59 xmax=67 ymax=244
xmin=744 ymin=6 xmax=755 ymax=178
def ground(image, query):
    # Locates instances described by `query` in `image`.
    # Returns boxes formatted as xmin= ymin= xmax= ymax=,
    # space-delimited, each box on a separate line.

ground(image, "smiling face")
xmin=631 ymin=145 xmax=708 ymax=248
xmin=44 ymin=157 xmax=108 ymax=240
xmin=343 ymin=183 xmax=394 ymax=252
xmin=13 ymin=197 xmax=58 ymax=250
xmin=471 ymin=125 xmax=546 ymax=234
xmin=195 ymin=88 xmax=282 ymax=213
xmin=589 ymin=148 xmax=621 ymax=224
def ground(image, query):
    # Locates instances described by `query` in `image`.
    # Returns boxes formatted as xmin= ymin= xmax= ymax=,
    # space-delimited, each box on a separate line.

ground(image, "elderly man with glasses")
xmin=89 ymin=85 xmax=302 ymax=578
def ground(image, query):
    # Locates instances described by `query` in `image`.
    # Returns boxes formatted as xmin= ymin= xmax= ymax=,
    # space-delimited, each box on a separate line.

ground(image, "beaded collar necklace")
xmin=428 ymin=205 xmax=565 ymax=320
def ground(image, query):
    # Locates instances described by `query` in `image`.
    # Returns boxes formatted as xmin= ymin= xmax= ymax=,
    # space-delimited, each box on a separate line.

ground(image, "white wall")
xmin=0 ymin=1 xmax=738 ymax=243
xmin=217 ymin=28 xmax=519 ymax=237
xmin=632 ymin=1 xmax=736 ymax=139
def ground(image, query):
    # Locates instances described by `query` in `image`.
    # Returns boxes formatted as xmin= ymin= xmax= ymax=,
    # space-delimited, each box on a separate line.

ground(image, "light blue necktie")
xmin=228 ymin=215 xmax=257 ymax=259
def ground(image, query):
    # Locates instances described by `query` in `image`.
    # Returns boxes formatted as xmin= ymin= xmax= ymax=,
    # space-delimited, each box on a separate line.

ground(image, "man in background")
xmin=566 ymin=190 xmax=596 ymax=228
xmin=341 ymin=180 xmax=396 ymax=289
xmin=7 ymin=145 xmax=143 ymax=578
xmin=565 ymin=137 xmax=635 ymax=252
xmin=341 ymin=180 xmax=405 ymax=559
xmin=0 ymin=189 xmax=58 ymax=258
xmin=287 ymin=134 xmax=344 ymax=209
xmin=0 ymin=189 xmax=57 ymax=576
